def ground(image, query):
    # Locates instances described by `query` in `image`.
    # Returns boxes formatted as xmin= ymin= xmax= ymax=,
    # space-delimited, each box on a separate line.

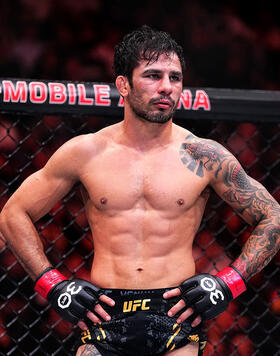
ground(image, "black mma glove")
xmin=179 ymin=267 xmax=247 ymax=320
xmin=34 ymin=267 xmax=102 ymax=324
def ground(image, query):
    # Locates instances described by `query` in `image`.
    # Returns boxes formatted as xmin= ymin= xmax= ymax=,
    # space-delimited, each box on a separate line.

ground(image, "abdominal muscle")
xmin=88 ymin=208 xmax=199 ymax=290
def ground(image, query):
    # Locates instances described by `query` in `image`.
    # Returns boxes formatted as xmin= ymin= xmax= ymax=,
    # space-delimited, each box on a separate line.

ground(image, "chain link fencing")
xmin=0 ymin=114 xmax=279 ymax=356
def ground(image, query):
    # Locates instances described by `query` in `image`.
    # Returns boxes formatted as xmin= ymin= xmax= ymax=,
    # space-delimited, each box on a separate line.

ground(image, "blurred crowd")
xmin=0 ymin=0 xmax=280 ymax=90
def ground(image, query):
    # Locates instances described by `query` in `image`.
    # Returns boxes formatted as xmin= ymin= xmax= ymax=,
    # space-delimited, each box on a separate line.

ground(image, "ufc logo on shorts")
xmin=200 ymin=277 xmax=224 ymax=305
xmin=57 ymin=282 xmax=82 ymax=309
xmin=123 ymin=299 xmax=151 ymax=312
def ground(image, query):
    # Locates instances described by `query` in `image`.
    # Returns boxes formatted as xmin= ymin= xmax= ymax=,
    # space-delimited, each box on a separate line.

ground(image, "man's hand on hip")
xmin=163 ymin=267 xmax=246 ymax=327
xmin=35 ymin=268 xmax=115 ymax=330
xmin=163 ymin=287 xmax=202 ymax=327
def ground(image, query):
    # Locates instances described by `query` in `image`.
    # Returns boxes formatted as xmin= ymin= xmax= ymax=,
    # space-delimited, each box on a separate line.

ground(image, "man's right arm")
xmin=0 ymin=138 xmax=78 ymax=279
xmin=0 ymin=136 xmax=115 ymax=327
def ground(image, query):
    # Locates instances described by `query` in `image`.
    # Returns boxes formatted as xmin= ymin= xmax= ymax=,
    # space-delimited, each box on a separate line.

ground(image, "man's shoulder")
xmin=178 ymin=129 xmax=232 ymax=169
xmin=61 ymin=126 xmax=114 ymax=153
xmin=44 ymin=130 xmax=113 ymax=177
xmin=176 ymin=126 xmax=222 ymax=151
xmin=187 ymin=136 xmax=225 ymax=152
xmin=55 ymin=123 xmax=121 ymax=161
xmin=58 ymin=133 xmax=101 ymax=154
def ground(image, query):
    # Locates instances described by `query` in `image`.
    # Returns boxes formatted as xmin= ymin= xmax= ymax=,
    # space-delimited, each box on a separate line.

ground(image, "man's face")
xmin=127 ymin=52 xmax=183 ymax=124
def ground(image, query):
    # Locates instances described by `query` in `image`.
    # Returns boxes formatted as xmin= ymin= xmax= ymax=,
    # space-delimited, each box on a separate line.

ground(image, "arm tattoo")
xmin=237 ymin=225 xmax=280 ymax=277
xmin=79 ymin=345 xmax=102 ymax=356
xmin=179 ymin=135 xmax=280 ymax=279
xmin=220 ymin=159 xmax=280 ymax=277
xmin=222 ymin=161 xmax=273 ymax=223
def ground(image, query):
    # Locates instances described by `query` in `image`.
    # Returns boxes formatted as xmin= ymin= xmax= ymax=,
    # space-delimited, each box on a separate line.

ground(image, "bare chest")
xmin=80 ymin=146 xmax=209 ymax=211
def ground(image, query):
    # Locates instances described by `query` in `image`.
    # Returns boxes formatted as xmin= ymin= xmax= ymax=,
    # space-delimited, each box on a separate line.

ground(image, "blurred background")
xmin=1 ymin=0 xmax=280 ymax=89
xmin=0 ymin=0 xmax=280 ymax=355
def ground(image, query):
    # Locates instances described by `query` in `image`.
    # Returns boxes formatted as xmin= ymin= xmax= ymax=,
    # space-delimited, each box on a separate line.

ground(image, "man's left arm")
xmin=164 ymin=142 xmax=280 ymax=325
xmin=211 ymin=149 xmax=280 ymax=279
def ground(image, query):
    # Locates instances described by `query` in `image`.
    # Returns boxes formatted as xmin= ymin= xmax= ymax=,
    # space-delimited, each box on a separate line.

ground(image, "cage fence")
xmin=0 ymin=80 xmax=279 ymax=356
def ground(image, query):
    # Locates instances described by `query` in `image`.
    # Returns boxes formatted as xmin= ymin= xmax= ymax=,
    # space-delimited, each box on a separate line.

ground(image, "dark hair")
xmin=113 ymin=25 xmax=185 ymax=85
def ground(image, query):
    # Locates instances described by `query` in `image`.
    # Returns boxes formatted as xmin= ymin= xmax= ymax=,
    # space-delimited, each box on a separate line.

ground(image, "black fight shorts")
xmin=75 ymin=288 xmax=207 ymax=356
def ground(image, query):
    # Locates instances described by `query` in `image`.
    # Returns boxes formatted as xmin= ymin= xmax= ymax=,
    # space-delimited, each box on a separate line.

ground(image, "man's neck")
xmin=120 ymin=115 xmax=174 ymax=151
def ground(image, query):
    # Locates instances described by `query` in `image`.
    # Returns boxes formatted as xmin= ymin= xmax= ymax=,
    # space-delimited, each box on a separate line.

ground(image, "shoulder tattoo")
xmin=179 ymin=134 xmax=228 ymax=178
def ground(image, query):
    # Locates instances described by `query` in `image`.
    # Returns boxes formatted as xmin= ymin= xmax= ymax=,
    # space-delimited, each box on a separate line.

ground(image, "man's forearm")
xmin=232 ymin=214 xmax=280 ymax=280
xmin=0 ymin=206 xmax=51 ymax=280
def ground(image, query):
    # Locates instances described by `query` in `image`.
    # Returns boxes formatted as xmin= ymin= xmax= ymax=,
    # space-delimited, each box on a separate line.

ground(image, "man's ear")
xmin=115 ymin=76 xmax=130 ymax=97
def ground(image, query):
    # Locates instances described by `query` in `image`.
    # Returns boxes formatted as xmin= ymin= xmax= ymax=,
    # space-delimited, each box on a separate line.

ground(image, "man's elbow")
xmin=0 ymin=200 xmax=24 ymax=235
xmin=0 ymin=202 xmax=13 ymax=234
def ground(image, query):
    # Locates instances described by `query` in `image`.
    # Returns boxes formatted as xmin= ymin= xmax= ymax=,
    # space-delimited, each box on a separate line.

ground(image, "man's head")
xmin=114 ymin=26 xmax=185 ymax=124
xmin=114 ymin=25 xmax=185 ymax=87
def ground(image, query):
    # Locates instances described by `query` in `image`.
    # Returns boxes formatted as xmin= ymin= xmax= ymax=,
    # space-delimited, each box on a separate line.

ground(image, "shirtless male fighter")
xmin=0 ymin=26 xmax=280 ymax=356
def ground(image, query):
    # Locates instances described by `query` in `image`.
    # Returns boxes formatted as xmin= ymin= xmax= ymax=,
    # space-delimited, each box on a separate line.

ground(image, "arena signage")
xmin=1 ymin=80 xmax=112 ymax=106
xmin=1 ymin=78 xmax=279 ymax=122
xmin=0 ymin=79 xmax=210 ymax=113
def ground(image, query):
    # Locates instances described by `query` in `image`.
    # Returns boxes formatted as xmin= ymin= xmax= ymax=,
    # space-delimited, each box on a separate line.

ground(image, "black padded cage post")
xmin=0 ymin=79 xmax=279 ymax=356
